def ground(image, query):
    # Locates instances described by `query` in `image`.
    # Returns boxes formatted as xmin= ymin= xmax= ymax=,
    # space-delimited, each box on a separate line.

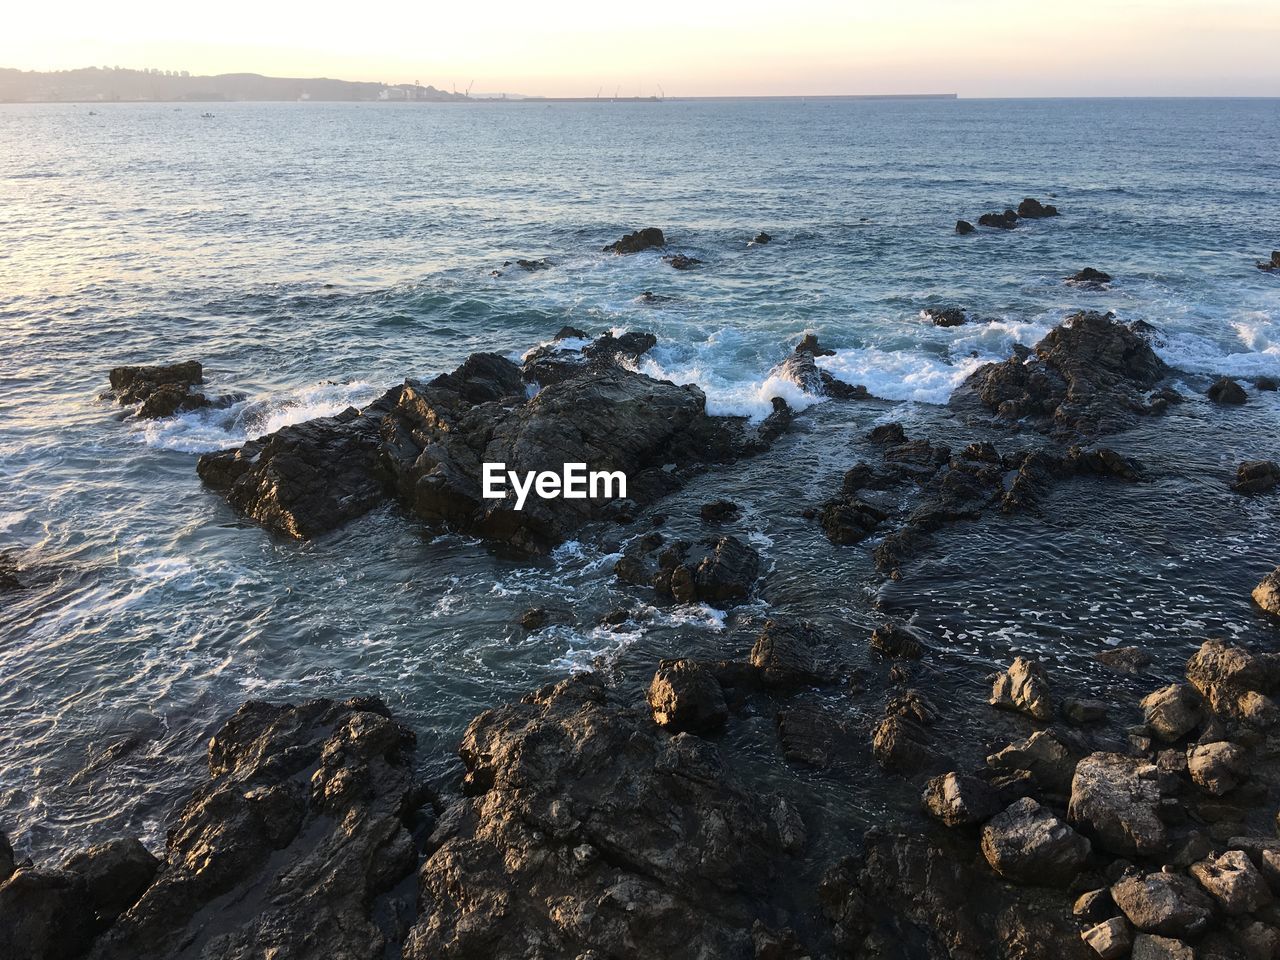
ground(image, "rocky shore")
xmin=6 ymin=230 xmax=1280 ymax=960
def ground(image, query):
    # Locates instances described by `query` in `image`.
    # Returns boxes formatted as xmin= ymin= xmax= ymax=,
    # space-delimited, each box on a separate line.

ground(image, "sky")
xmin=4 ymin=0 xmax=1280 ymax=98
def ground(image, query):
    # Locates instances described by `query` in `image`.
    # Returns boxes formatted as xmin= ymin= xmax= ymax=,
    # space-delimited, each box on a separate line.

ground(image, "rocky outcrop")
xmin=663 ymin=253 xmax=702 ymax=270
xmin=952 ymin=311 xmax=1169 ymax=437
xmin=979 ymin=210 xmax=1019 ymax=230
xmin=1184 ymin=638 xmax=1279 ymax=723
xmin=603 ymin=227 xmax=666 ymax=254
xmin=1066 ymin=267 xmax=1112 ymax=286
xmin=200 ymin=335 xmax=784 ymax=550
xmin=0 ymin=866 xmax=98 ymax=960
xmin=1256 ymin=251 xmax=1280 ymax=272
xmin=921 ymin=772 xmax=1001 ymax=827
xmin=955 ymin=219 xmax=975 ymax=235
xmin=773 ymin=335 xmax=869 ymax=400
xmin=1140 ymin=683 xmax=1202 ymax=741
xmin=60 ymin=839 xmax=158 ymax=924
xmin=1017 ymin=197 xmax=1060 ymax=219
xmin=405 ymin=674 xmax=813 ymax=959
xmin=1186 ymin=741 xmax=1246 ymax=795
xmin=924 ymin=307 xmax=967 ymax=327
xmin=107 ymin=361 xmax=223 ymax=419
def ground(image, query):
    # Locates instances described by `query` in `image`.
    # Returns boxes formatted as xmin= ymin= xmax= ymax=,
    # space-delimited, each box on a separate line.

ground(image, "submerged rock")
xmin=1096 ymin=646 xmax=1154 ymax=673
xmin=1066 ymin=267 xmax=1112 ymax=286
xmin=952 ymin=311 xmax=1170 ymax=437
xmin=869 ymin=621 xmax=927 ymax=660
xmin=603 ymin=226 xmax=665 ymax=254
xmin=979 ymin=209 xmax=1020 ymax=230
xmin=406 ymin=674 xmax=811 ymax=959
xmin=663 ymin=253 xmax=702 ymax=270
xmin=955 ymin=219 xmax=975 ymax=235
xmin=924 ymin=306 xmax=967 ymax=327
xmin=1256 ymin=251 xmax=1280 ymax=272
xmin=752 ymin=232 xmax=772 ymax=244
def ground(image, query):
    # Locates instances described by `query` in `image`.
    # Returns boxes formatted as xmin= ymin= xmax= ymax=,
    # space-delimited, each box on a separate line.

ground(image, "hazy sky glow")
xmin=5 ymin=0 xmax=1280 ymax=97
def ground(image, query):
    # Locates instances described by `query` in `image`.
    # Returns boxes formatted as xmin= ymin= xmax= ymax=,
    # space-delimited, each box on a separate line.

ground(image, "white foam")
xmin=636 ymin=355 xmax=824 ymax=422
xmin=1156 ymin=314 xmax=1280 ymax=378
xmin=818 ymin=348 xmax=989 ymax=404
xmin=134 ymin=381 xmax=381 ymax=453
xmin=129 ymin=557 xmax=196 ymax=582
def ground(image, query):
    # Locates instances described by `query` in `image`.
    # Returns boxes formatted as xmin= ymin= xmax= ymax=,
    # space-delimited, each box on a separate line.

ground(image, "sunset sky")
xmin=5 ymin=0 xmax=1279 ymax=98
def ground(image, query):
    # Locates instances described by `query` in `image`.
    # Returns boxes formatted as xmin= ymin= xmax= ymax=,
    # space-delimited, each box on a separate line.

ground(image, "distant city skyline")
xmin=5 ymin=0 xmax=1279 ymax=98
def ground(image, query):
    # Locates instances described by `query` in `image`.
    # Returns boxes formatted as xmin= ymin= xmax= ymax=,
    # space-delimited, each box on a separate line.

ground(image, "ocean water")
xmin=1 ymin=97 xmax=1279 ymax=859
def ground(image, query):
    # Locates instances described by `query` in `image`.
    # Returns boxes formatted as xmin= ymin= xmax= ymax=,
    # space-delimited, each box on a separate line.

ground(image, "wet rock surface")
xmin=107 ymin=361 xmax=224 ymax=419
xmin=603 ymin=226 xmax=666 ymax=254
xmin=199 ymin=332 xmax=785 ymax=550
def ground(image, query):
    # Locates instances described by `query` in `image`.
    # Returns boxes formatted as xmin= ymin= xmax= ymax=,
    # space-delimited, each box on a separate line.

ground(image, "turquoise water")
xmin=1 ymin=97 xmax=1278 ymax=857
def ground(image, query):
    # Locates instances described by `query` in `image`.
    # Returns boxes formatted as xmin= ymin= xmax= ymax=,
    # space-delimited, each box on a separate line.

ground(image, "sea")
xmin=1 ymin=96 xmax=1278 ymax=860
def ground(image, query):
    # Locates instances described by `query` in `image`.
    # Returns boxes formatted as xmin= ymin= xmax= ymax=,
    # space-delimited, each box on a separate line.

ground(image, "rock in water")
xmin=955 ymin=219 xmax=975 ymax=235
xmin=1207 ymin=377 xmax=1247 ymax=404
xmin=980 ymin=797 xmax=1090 ymax=887
xmin=108 ymin=360 xmax=213 ymax=419
xmin=405 ymin=674 xmax=810 ymax=960
xmin=646 ymin=659 xmax=729 ymax=734
xmin=197 ymin=404 xmax=389 ymax=540
xmin=979 ymin=209 xmax=1020 ymax=229
xmin=989 ymin=656 xmax=1053 ymax=721
xmin=1140 ymin=683 xmax=1202 ymax=741
xmin=1068 ymin=753 xmax=1167 ymax=857
xmin=952 ymin=311 xmax=1169 ymax=437
xmin=1254 ymin=566 xmax=1280 ymax=618
xmin=60 ymin=838 xmax=158 ymax=922
xmin=923 ymin=306 xmax=967 ymax=327
xmin=752 ymin=232 xmax=772 ymax=244
xmin=1232 ymin=460 xmax=1280 ymax=493
xmin=87 ymin=697 xmax=423 ymax=960
xmin=1067 ymin=267 xmax=1112 ymax=285
xmin=1017 ymin=197 xmax=1060 ymax=218
xmin=870 ymin=621 xmax=926 ymax=659
xmin=1256 ymin=251 xmax=1280 ymax=272
xmin=603 ymin=226 xmax=666 ymax=254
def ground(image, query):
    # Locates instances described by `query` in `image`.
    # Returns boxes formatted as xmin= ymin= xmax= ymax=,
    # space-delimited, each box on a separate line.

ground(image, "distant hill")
xmin=0 ymin=67 xmax=468 ymax=103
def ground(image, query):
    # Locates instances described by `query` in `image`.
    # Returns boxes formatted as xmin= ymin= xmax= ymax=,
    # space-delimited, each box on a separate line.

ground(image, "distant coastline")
xmin=0 ymin=66 xmax=956 ymax=104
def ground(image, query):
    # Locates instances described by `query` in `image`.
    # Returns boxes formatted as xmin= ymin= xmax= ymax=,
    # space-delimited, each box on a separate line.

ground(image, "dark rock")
xmin=1256 ymin=251 xmax=1280 ymax=272
xmin=924 ymin=307 xmax=967 ymax=327
xmin=198 ymin=404 xmax=389 ymax=540
xmin=1067 ymin=267 xmax=1113 ymax=285
xmin=1190 ymin=850 xmax=1271 ymax=915
xmin=872 ymin=714 xmax=934 ymax=773
xmin=513 ymin=257 xmax=551 ymax=271
xmin=752 ymin=232 xmax=772 ymax=244
xmin=953 ymin=311 xmax=1170 ymax=437
xmin=869 ymin=621 xmax=926 ymax=660
xmin=1208 ymin=377 xmax=1248 ymax=405
xmin=1256 ymin=376 xmax=1279 ymax=391
xmin=636 ymin=290 xmax=674 ymax=304
xmin=1062 ymin=698 xmax=1108 ymax=725
xmin=867 ymin=422 xmax=907 ymax=444
xmin=85 ymin=697 xmax=420 ymax=960
xmin=603 ymin=227 xmax=666 ymax=254
xmin=980 ymin=797 xmax=1090 ymax=887
xmin=0 ymin=832 xmax=12 ymax=883
xmin=794 ymin=333 xmax=835 ymax=357
xmin=1017 ymin=197 xmax=1060 ymax=219
xmin=518 ymin=607 xmax=549 ymax=630
xmin=1255 ymin=567 xmax=1280 ymax=619
xmin=1111 ymin=871 xmax=1215 ymax=939
xmin=0 ymin=867 xmax=97 ymax=960
xmin=921 ymin=772 xmax=1002 ymax=827
xmin=663 ymin=253 xmax=703 ymax=270
xmin=956 ymin=219 xmax=975 ymax=235
xmin=647 ymin=659 xmax=728 ymax=735
xmin=1132 ymin=934 xmax=1194 ymax=959
xmin=61 ymin=838 xmax=158 ymax=922
xmin=749 ymin=620 xmax=831 ymax=687
xmin=979 ymin=209 xmax=1020 ymax=230
xmin=1096 ymin=646 xmax=1153 ymax=673
xmin=776 ymin=703 xmax=846 ymax=768
xmin=657 ymin=535 xmax=761 ymax=607
xmin=1074 ymin=887 xmax=1117 ymax=922
xmin=1068 ymin=752 xmax=1167 ymax=857
xmin=1232 ymin=460 xmax=1280 ymax=494
xmin=990 ymin=656 xmax=1053 ymax=721
xmin=815 ymin=495 xmax=886 ymax=545
xmin=108 ymin=360 xmax=212 ymax=419
xmin=552 ymin=325 xmax=587 ymax=340
xmin=699 ymin=499 xmax=740 ymax=523
xmin=405 ymin=674 xmax=811 ymax=960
